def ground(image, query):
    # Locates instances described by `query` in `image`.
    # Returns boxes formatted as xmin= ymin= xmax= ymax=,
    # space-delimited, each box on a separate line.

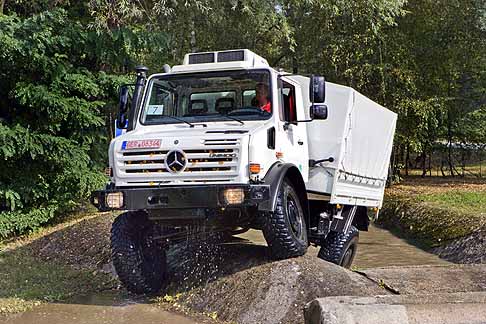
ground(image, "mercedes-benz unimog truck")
xmin=92 ymin=49 xmax=397 ymax=294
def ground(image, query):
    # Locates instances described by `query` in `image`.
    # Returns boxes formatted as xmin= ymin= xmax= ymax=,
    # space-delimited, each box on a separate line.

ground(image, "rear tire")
xmin=263 ymin=180 xmax=308 ymax=259
xmin=318 ymin=226 xmax=359 ymax=268
xmin=111 ymin=211 xmax=167 ymax=294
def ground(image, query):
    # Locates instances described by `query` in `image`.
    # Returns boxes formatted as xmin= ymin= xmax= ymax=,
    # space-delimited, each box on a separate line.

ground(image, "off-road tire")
xmin=111 ymin=211 xmax=167 ymax=294
xmin=318 ymin=226 xmax=359 ymax=268
xmin=263 ymin=179 xmax=308 ymax=259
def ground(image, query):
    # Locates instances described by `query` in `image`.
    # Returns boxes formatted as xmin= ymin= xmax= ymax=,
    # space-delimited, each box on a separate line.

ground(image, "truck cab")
xmin=92 ymin=49 xmax=397 ymax=294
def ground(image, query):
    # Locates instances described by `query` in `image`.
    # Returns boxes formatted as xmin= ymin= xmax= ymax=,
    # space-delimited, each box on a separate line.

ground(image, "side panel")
xmin=306 ymin=83 xmax=354 ymax=194
xmin=304 ymin=82 xmax=397 ymax=208
xmin=330 ymin=91 xmax=397 ymax=207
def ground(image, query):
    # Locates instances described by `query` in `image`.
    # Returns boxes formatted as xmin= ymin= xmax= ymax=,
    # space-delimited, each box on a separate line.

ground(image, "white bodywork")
xmin=110 ymin=49 xmax=396 ymax=209
xmin=306 ymin=83 xmax=397 ymax=207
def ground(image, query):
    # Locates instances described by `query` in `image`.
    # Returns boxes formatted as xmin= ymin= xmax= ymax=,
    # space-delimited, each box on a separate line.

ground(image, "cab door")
xmin=276 ymin=77 xmax=309 ymax=182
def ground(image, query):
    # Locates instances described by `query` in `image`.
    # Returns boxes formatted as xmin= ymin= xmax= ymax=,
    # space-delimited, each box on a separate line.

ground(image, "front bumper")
xmin=91 ymin=184 xmax=270 ymax=212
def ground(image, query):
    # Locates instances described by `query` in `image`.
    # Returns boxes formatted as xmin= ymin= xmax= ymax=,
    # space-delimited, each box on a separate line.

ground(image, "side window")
xmin=280 ymin=81 xmax=297 ymax=122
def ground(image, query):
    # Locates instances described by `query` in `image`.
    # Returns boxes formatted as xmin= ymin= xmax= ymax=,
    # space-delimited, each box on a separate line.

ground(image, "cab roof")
xmin=171 ymin=49 xmax=271 ymax=73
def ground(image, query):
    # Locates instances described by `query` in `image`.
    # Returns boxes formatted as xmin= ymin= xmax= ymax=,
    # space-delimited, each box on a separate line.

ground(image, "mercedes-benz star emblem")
xmin=165 ymin=149 xmax=187 ymax=173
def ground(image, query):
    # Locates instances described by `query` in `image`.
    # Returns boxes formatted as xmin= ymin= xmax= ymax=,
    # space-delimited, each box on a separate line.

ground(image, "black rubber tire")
xmin=318 ymin=226 xmax=359 ymax=268
xmin=263 ymin=179 xmax=308 ymax=259
xmin=111 ymin=211 xmax=167 ymax=294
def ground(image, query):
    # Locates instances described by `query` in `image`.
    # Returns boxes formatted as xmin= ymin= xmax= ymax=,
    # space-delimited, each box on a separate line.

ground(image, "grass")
xmin=0 ymin=250 xmax=114 ymax=315
xmin=417 ymin=191 xmax=486 ymax=215
xmin=379 ymin=176 xmax=486 ymax=248
xmin=0 ymin=213 xmax=117 ymax=316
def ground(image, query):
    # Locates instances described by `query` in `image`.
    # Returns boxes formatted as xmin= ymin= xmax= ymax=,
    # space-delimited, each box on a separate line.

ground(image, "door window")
xmin=280 ymin=81 xmax=297 ymax=123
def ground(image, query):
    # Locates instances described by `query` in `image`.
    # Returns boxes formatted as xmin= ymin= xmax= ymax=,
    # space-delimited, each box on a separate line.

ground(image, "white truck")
xmin=92 ymin=49 xmax=397 ymax=294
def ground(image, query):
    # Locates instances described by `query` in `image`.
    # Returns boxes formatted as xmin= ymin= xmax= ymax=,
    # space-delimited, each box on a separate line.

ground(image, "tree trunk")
xmin=461 ymin=147 xmax=465 ymax=178
xmin=446 ymin=107 xmax=455 ymax=176
xmin=405 ymin=143 xmax=410 ymax=176
xmin=1 ymin=0 xmax=5 ymax=15
xmin=479 ymin=148 xmax=482 ymax=178
xmin=421 ymin=149 xmax=427 ymax=177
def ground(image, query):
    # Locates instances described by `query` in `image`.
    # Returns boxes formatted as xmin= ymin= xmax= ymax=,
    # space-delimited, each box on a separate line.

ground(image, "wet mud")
xmin=2 ymin=214 xmax=482 ymax=324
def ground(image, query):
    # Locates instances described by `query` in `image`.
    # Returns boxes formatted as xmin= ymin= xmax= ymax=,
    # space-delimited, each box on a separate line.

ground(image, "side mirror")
xmin=119 ymin=85 xmax=130 ymax=113
xmin=310 ymin=104 xmax=328 ymax=120
xmin=310 ymin=75 xmax=326 ymax=104
xmin=117 ymin=85 xmax=130 ymax=129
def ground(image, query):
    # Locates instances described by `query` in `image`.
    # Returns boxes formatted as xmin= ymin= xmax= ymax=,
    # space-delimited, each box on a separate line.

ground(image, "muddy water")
xmin=1 ymin=292 xmax=199 ymax=324
xmin=353 ymin=225 xmax=449 ymax=268
xmin=237 ymin=224 xmax=449 ymax=268
xmin=1 ymin=224 xmax=447 ymax=324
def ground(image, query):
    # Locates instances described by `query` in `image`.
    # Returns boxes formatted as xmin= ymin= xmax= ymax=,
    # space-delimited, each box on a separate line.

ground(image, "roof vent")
xmin=217 ymin=50 xmax=245 ymax=62
xmin=176 ymin=49 xmax=269 ymax=71
xmin=188 ymin=52 xmax=215 ymax=64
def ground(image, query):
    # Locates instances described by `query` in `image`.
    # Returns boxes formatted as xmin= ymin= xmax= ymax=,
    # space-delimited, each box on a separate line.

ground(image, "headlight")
xmin=106 ymin=192 xmax=124 ymax=209
xmin=223 ymin=188 xmax=245 ymax=205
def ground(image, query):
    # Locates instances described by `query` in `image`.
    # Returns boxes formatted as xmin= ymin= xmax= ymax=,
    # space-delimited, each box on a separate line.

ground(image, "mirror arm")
xmin=309 ymin=157 xmax=335 ymax=167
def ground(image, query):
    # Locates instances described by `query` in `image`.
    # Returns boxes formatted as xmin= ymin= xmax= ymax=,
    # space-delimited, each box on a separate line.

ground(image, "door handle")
xmin=298 ymin=140 xmax=304 ymax=145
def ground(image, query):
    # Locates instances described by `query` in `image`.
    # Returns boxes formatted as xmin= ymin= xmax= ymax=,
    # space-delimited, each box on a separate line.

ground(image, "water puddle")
xmin=1 ymin=291 xmax=198 ymax=324
xmin=237 ymin=224 xmax=449 ymax=269
xmin=353 ymin=225 xmax=449 ymax=268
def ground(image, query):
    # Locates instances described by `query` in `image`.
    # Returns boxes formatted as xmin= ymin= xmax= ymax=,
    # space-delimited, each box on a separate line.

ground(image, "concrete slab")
xmin=304 ymin=292 xmax=486 ymax=324
xmin=359 ymin=264 xmax=486 ymax=295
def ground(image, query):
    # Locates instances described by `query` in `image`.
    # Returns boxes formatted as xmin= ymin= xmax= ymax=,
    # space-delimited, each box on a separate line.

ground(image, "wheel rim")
xmin=287 ymin=194 xmax=303 ymax=239
xmin=341 ymin=245 xmax=355 ymax=268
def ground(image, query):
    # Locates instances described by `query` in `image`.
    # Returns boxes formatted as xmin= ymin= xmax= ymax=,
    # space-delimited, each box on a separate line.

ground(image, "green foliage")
xmin=0 ymin=0 xmax=485 ymax=237
xmin=0 ymin=9 xmax=148 ymax=238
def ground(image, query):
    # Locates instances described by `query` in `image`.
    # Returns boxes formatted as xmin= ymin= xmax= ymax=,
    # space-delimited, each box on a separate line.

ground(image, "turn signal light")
xmin=249 ymin=163 xmax=261 ymax=174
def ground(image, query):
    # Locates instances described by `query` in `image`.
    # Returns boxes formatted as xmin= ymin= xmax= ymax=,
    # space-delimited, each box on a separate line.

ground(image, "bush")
xmin=0 ymin=10 xmax=129 ymax=238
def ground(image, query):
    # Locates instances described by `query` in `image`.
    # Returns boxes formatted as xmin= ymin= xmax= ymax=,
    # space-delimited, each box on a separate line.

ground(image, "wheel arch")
xmin=259 ymin=162 xmax=309 ymax=220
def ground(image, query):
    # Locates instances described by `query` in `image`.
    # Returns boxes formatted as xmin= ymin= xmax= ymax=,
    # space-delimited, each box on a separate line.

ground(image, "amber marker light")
xmin=249 ymin=163 xmax=261 ymax=174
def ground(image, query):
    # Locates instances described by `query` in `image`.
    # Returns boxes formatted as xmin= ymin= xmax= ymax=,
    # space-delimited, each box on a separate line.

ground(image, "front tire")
xmin=111 ymin=211 xmax=167 ymax=294
xmin=263 ymin=180 xmax=308 ymax=259
xmin=318 ymin=226 xmax=359 ymax=268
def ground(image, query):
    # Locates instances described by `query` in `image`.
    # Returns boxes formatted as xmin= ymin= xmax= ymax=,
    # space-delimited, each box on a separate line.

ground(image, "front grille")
xmin=116 ymin=140 xmax=241 ymax=185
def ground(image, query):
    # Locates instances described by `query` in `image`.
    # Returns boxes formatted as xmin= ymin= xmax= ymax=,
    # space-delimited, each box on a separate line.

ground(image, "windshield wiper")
xmin=161 ymin=115 xmax=206 ymax=128
xmin=218 ymin=114 xmax=245 ymax=126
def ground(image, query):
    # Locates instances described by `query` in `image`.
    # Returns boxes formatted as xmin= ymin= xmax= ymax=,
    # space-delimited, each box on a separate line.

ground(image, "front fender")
xmin=258 ymin=162 xmax=308 ymax=217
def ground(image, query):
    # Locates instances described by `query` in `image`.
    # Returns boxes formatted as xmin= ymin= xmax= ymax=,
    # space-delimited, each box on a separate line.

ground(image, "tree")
xmin=0 ymin=9 xmax=146 ymax=237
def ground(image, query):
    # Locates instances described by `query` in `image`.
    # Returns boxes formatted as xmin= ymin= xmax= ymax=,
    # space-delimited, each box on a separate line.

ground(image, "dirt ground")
xmin=2 ymin=209 xmax=486 ymax=323
xmin=2 ymin=178 xmax=486 ymax=323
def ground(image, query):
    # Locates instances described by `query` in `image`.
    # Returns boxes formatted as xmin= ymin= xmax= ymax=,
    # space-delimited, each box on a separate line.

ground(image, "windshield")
xmin=140 ymin=70 xmax=272 ymax=125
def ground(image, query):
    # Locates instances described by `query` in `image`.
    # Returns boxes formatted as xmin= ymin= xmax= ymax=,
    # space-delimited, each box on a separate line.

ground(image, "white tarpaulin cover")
xmin=306 ymin=82 xmax=397 ymax=207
